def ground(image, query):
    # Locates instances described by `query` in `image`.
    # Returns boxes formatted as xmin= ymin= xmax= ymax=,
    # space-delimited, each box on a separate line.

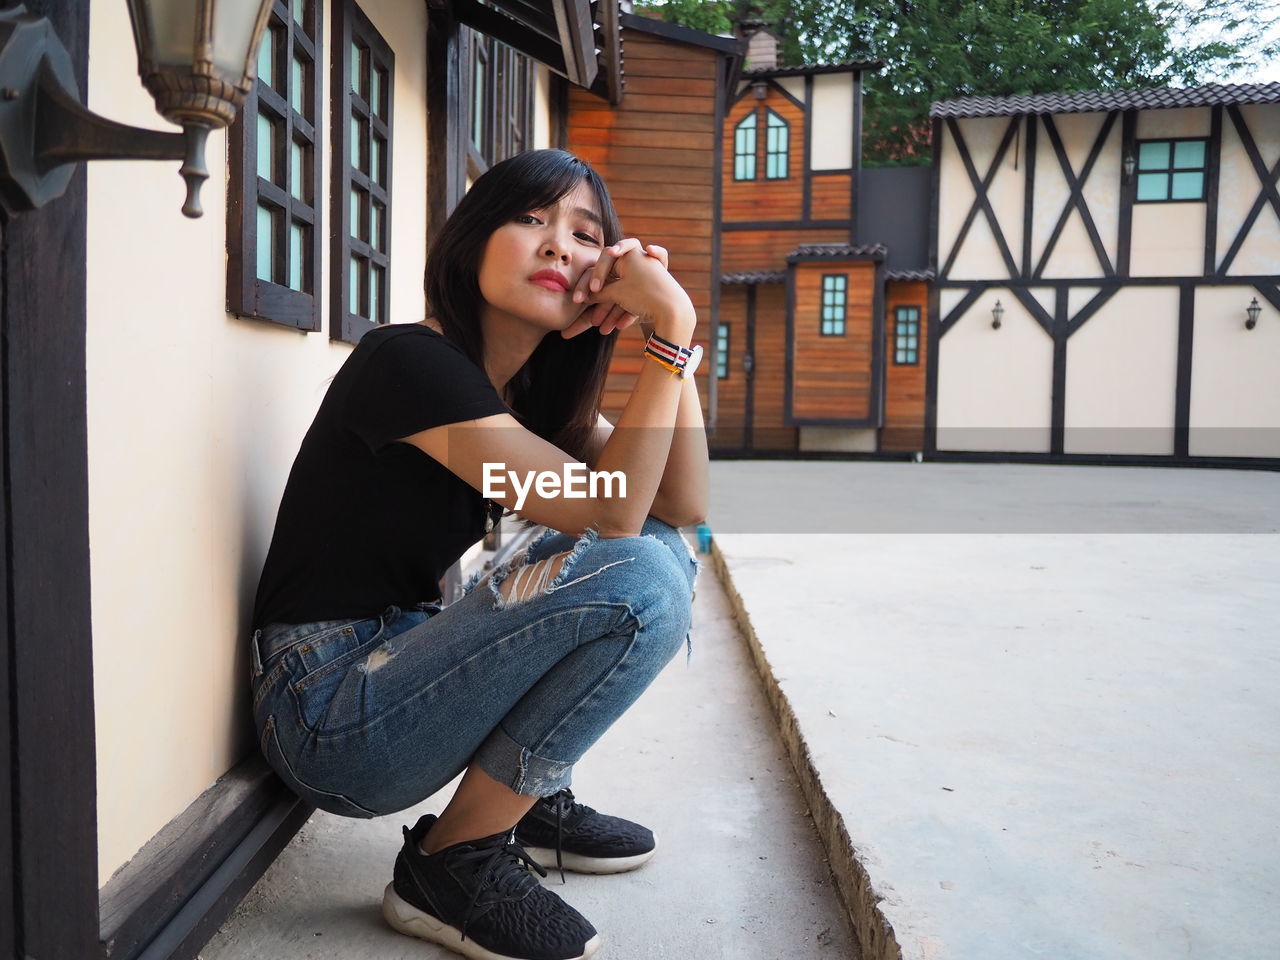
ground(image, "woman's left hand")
xmin=561 ymin=240 xmax=669 ymax=339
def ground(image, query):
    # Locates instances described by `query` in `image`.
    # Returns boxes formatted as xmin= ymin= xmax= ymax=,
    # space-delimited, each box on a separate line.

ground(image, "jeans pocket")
xmin=289 ymin=616 xmax=390 ymax=732
xmin=259 ymin=714 xmax=379 ymax=819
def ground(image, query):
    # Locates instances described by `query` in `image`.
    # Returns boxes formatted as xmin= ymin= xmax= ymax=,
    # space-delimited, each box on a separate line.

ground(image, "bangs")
xmin=462 ymin=150 xmax=622 ymax=248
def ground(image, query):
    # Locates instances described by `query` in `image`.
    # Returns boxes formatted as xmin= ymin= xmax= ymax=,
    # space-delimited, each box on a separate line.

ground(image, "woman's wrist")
xmin=648 ymin=300 xmax=695 ymax=346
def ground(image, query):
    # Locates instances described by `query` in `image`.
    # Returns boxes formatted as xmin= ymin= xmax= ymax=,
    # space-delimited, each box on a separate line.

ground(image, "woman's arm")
xmin=586 ymin=372 xmax=708 ymax=528
xmin=398 ymin=248 xmax=696 ymax=539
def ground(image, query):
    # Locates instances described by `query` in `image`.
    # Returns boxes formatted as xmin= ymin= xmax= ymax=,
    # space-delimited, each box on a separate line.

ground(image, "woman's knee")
xmin=637 ymin=515 xmax=700 ymax=593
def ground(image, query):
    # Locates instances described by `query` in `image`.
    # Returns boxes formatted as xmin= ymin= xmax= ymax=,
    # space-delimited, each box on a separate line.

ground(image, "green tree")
xmin=633 ymin=0 xmax=1279 ymax=167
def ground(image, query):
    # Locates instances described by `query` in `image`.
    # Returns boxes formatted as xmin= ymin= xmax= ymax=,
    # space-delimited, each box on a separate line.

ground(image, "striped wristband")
xmin=643 ymin=330 xmax=693 ymax=373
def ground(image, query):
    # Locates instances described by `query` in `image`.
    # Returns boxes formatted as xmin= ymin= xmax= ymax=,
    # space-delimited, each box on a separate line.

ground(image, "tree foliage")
xmin=632 ymin=0 xmax=1280 ymax=167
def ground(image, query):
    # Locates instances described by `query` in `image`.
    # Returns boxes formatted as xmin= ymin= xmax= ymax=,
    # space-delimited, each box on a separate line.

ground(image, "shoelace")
xmin=542 ymin=788 xmax=593 ymax=884
xmin=449 ymin=831 xmax=548 ymax=943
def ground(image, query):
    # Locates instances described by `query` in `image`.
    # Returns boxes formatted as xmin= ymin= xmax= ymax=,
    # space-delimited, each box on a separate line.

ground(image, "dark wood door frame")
xmin=0 ymin=1 xmax=98 ymax=956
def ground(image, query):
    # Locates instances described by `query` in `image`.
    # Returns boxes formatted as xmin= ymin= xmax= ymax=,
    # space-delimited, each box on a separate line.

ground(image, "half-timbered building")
xmin=927 ymin=83 xmax=1280 ymax=464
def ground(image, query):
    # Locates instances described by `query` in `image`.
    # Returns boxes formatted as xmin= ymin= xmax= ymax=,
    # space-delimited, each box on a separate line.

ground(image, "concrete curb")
xmin=709 ymin=539 xmax=903 ymax=960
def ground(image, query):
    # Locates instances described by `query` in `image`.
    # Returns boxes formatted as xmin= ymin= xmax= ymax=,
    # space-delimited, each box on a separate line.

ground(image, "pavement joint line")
xmin=709 ymin=538 xmax=904 ymax=960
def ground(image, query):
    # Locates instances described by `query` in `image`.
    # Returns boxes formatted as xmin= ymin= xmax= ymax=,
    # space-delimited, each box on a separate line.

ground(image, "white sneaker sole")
xmin=381 ymin=882 xmax=602 ymax=960
xmin=521 ymin=838 xmax=658 ymax=875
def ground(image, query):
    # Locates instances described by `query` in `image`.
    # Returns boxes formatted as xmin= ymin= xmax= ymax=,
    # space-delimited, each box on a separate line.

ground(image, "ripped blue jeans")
xmin=248 ymin=516 xmax=698 ymax=818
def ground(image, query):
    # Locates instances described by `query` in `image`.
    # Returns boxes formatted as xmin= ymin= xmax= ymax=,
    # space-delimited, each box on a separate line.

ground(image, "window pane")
xmin=256 ymin=112 xmax=276 ymax=183
xmin=290 ymin=139 xmax=304 ymax=200
xmin=1171 ymin=170 xmax=1203 ymax=200
xmin=1138 ymin=141 xmax=1169 ymax=171
xmin=351 ymin=187 xmax=364 ymax=240
xmin=372 ymin=136 xmax=383 ymax=186
xmin=256 ymin=204 xmax=276 ymax=282
xmin=372 ymin=68 xmax=386 ymax=118
xmin=289 ymin=221 xmax=304 ymax=291
xmin=472 ymin=58 xmax=486 ymax=150
xmin=1137 ymin=172 xmax=1168 ymax=201
xmin=371 ymin=264 xmax=383 ymax=322
xmin=257 ymin=25 xmax=276 ymax=89
xmin=352 ymin=116 xmax=368 ymax=171
xmin=350 ymin=255 xmax=363 ymax=316
xmin=292 ymin=0 xmax=306 ymax=25
xmin=352 ymin=42 xmax=365 ymax=96
xmin=291 ymin=55 xmax=305 ymax=114
xmin=1173 ymin=140 xmax=1205 ymax=169
xmin=371 ymin=201 xmax=384 ymax=252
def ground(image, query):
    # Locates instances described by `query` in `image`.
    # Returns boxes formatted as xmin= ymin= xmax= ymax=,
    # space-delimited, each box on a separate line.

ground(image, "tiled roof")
xmin=789 ymin=243 xmax=887 ymax=260
xmin=721 ymin=271 xmax=786 ymax=284
xmin=930 ymin=81 xmax=1280 ymax=118
xmin=742 ymin=60 xmax=884 ymax=78
xmin=886 ymin=268 xmax=935 ymax=282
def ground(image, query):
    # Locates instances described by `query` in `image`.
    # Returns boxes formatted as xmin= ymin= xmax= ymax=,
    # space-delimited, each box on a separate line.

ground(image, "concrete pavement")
xmin=200 ymin=534 xmax=860 ymax=960
xmin=708 ymin=460 xmax=1280 ymax=960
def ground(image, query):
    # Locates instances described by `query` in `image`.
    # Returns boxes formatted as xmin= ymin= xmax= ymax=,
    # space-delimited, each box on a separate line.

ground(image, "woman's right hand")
xmin=562 ymin=238 xmax=694 ymax=343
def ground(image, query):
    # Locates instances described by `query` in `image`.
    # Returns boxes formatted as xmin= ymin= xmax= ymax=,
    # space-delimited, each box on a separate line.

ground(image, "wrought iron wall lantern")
xmin=0 ymin=1 xmax=272 ymax=220
xmin=991 ymin=299 xmax=1004 ymax=330
xmin=1245 ymin=297 xmax=1262 ymax=330
xmin=1122 ymin=151 xmax=1136 ymax=182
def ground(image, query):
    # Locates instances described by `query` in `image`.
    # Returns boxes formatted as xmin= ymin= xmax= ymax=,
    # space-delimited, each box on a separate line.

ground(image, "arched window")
xmin=734 ymin=112 xmax=757 ymax=180
xmin=765 ymin=109 xmax=789 ymax=179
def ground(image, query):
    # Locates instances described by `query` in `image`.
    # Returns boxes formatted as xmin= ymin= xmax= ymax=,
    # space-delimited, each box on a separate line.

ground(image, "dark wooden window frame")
xmin=894 ymin=305 xmax=921 ymax=365
xmin=333 ymin=0 xmax=395 ymax=343
xmin=227 ymin=0 xmax=324 ymax=330
xmin=464 ymin=29 xmax=535 ymax=180
xmin=820 ymin=273 xmax=847 ymax=336
xmin=716 ymin=322 xmax=730 ymax=379
xmin=734 ymin=110 xmax=757 ymax=181
xmin=1134 ymin=136 xmax=1209 ymax=204
xmin=764 ymin=107 xmax=790 ymax=180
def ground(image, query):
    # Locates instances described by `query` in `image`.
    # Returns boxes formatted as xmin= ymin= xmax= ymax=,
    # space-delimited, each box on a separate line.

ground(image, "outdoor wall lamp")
xmin=0 ymin=1 xmax=272 ymax=220
xmin=751 ymin=80 xmax=768 ymax=99
xmin=991 ymin=299 xmax=1004 ymax=329
xmin=1246 ymin=297 xmax=1262 ymax=330
xmin=1122 ymin=151 xmax=1136 ymax=181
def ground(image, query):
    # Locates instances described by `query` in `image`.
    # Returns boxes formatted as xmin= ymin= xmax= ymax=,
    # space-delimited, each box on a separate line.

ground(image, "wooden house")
xmin=928 ymin=84 xmax=1280 ymax=464
xmin=709 ymin=28 xmax=936 ymax=456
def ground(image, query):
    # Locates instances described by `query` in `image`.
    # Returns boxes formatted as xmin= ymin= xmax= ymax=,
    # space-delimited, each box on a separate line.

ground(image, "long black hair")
xmin=425 ymin=149 xmax=623 ymax=463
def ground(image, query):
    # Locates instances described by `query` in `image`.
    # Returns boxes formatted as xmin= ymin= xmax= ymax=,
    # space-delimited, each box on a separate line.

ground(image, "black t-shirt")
xmin=252 ymin=323 xmax=510 ymax=629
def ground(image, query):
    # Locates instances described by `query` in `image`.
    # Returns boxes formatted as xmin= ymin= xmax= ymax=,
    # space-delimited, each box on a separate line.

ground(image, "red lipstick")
xmin=529 ymin=269 xmax=570 ymax=293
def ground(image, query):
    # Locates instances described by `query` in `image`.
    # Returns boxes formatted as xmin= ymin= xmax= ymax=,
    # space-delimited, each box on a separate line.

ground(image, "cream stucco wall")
xmin=938 ymin=116 xmax=1024 ymax=280
xmin=1129 ymin=204 xmax=1208 ymax=278
xmin=776 ymin=75 xmax=806 ymax=107
xmin=88 ymin=0 xmax=430 ymax=888
xmin=1216 ymin=102 xmax=1280 ymax=277
xmin=1063 ymin=286 xmax=1180 ymax=455
xmin=936 ymin=289 xmax=1053 ymax=452
xmin=1037 ymin=112 xmax=1122 ymax=278
xmin=1188 ymin=286 xmax=1280 ymax=458
xmin=808 ymin=73 xmax=852 ymax=170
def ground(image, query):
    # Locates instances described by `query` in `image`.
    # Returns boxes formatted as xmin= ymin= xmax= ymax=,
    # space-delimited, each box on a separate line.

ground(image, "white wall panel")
xmin=937 ymin=289 xmax=1053 ymax=451
xmin=1064 ymin=287 xmax=1179 ymax=455
xmin=809 ymin=73 xmax=852 ymax=169
xmin=1189 ymin=286 xmax=1280 ymax=457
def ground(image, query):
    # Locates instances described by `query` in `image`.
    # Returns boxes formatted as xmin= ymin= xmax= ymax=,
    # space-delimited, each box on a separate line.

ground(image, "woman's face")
xmin=476 ymin=180 xmax=605 ymax=334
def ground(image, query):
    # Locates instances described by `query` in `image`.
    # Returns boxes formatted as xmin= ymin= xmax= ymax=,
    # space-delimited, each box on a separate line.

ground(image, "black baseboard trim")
xmin=99 ymin=756 xmax=313 ymax=960
xmin=708 ymin=449 xmax=1279 ymax=471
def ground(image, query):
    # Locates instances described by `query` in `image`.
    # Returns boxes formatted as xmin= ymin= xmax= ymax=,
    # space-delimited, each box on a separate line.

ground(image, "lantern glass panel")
xmin=144 ymin=1 xmax=199 ymax=66
xmin=213 ymin=0 xmax=268 ymax=76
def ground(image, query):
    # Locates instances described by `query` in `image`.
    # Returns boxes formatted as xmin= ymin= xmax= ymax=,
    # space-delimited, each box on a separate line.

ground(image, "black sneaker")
xmin=514 ymin=789 xmax=657 ymax=880
xmin=381 ymin=813 xmax=602 ymax=960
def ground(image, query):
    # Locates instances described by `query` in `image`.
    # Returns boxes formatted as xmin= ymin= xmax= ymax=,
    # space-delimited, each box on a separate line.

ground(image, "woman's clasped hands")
xmin=561 ymin=238 xmax=693 ymax=340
